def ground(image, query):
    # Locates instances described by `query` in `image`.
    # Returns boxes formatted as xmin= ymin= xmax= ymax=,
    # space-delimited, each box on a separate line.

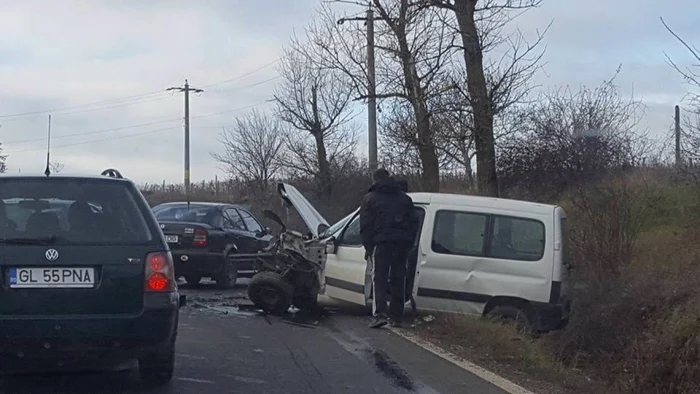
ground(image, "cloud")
xmin=0 ymin=0 xmax=697 ymax=183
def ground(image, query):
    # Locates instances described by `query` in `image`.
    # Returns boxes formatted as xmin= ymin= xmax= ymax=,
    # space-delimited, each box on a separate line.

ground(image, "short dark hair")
xmin=373 ymin=168 xmax=391 ymax=182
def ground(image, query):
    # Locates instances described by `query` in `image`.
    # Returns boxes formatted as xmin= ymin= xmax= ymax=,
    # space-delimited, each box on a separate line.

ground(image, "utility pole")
xmin=167 ymin=80 xmax=203 ymax=199
xmin=675 ymin=105 xmax=681 ymax=167
xmin=339 ymin=7 xmax=388 ymax=173
xmin=366 ymin=7 xmax=377 ymax=173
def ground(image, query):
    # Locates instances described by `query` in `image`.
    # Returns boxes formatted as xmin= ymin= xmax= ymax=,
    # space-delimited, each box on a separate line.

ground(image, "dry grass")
xmin=415 ymin=314 xmax=607 ymax=394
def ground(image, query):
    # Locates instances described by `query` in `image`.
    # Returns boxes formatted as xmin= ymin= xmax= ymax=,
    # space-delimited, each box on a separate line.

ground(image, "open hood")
xmin=277 ymin=183 xmax=330 ymax=238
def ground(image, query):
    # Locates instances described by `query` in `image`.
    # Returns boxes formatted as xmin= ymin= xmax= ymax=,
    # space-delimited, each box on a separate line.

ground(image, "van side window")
xmin=490 ymin=216 xmax=545 ymax=261
xmin=339 ymin=215 xmax=362 ymax=246
xmin=432 ymin=211 xmax=488 ymax=256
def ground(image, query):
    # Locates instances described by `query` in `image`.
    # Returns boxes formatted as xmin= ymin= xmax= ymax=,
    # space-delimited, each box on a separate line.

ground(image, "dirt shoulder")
xmin=406 ymin=313 xmax=610 ymax=394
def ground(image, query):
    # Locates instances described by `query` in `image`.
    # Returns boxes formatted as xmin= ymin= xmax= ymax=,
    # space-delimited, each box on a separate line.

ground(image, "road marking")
xmin=388 ymin=328 xmax=537 ymax=394
xmin=224 ymin=374 xmax=267 ymax=384
xmin=175 ymin=377 xmax=216 ymax=384
xmin=177 ymin=353 xmax=207 ymax=360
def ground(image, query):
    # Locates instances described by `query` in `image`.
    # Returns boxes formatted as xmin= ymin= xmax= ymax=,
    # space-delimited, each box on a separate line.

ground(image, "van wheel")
xmin=248 ymin=272 xmax=294 ymax=315
xmin=184 ymin=274 xmax=202 ymax=285
xmin=487 ymin=305 xmax=534 ymax=333
xmin=554 ymin=317 xmax=570 ymax=330
xmin=139 ymin=345 xmax=175 ymax=387
xmin=215 ymin=256 xmax=238 ymax=289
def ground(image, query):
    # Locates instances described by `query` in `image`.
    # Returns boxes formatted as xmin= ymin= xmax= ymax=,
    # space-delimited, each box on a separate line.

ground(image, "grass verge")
xmin=413 ymin=314 xmax=611 ymax=394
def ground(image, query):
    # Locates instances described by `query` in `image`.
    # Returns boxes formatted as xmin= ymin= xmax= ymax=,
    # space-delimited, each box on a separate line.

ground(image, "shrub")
xmin=546 ymin=171 xmax=700 ymax=393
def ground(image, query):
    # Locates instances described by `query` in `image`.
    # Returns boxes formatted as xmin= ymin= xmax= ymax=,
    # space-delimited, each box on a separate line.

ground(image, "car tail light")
xmin=145 ymin=251 xmax=175 ymax=292
xmin=193 ymin=228 xmax=208 ymax=247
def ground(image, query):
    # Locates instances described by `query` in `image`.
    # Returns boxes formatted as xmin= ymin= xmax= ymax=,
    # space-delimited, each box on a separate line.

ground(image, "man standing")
xmin=360 ymin=169 xmax=419 ymax=328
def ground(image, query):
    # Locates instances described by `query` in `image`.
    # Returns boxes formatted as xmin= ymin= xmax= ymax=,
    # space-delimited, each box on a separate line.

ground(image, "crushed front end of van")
xmin=230 ymin=184 xmax=329 ymax=315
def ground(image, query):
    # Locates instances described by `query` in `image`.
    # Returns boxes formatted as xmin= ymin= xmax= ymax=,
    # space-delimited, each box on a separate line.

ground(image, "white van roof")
xmin=407 ymin=192 xmax=557 ymax=215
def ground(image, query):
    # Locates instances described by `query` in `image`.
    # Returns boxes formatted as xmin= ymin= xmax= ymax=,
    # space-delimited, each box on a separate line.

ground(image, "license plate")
xmin=165 ymin=235 xmax=179 ymax=243
xmin=9 ymin=268 xmax=95 ymax=289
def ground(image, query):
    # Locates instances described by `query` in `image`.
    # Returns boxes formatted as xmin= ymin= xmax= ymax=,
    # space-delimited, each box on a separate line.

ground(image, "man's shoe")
xmin=388 ymin=319 xmax=403 ymax=328
xmin=369 ymin=315 xmax=389 ymax=329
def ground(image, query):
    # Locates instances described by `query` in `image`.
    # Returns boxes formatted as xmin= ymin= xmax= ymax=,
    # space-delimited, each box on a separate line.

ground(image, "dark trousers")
xmin=373 ymin=241 xmax=410 ymax=321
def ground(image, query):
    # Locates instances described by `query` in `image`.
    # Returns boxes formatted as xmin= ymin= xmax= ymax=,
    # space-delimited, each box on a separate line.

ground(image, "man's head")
xmin=373 ymin=168 xmax=391 ymax=182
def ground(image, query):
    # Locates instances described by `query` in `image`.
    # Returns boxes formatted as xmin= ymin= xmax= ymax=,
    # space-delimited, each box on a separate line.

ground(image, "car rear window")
xmin=152 ymin=205 xmax=214 ymax=224
xmin=0 ymin=178 xmax=153 ymax=244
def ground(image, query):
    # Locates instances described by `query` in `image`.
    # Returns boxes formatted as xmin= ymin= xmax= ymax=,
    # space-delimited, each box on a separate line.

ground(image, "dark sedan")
xmin=151 ymin=202 xmax=272 ymax=289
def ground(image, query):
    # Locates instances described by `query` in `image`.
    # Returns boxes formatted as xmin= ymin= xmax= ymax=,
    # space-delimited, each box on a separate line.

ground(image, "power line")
xmin=0 ymin=95 xmax=176 ymax=124
xmin=206 ymin=76 xmax=280 ymax=93
xmin=4 ymin=126 xmax=182 ymax=155
xmin=0 ymin=75 xmax=279 ymax=124
xmin=0 ymin=58 xmax=280 ymax=120
xmin=1 ymin=87 xmax=273 ymax=145
xmin=3 ymin=118 xmax=183 ymax=145
xmin=198 ymin=59 xmax=280 ymax=89
xmin=3 ymin=101 xmax=269 ymax=154
xmin=0 ymin=91 xmax=167 ymax=119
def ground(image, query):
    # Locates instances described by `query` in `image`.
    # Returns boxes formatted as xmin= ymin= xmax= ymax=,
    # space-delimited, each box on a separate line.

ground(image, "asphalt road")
xmin=0 ymin=280 xmax=507 ymax=394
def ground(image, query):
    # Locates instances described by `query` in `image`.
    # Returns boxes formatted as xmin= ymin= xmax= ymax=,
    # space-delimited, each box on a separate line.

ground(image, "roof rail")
xmin=100 ymin=168 xmax=124 ymax=179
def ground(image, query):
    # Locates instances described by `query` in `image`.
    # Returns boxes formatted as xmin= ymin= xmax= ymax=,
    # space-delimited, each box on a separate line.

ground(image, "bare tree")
xmin=497 ymin=73 xmax=650 ymax=200
xmin=211 ymin=109 xmax=286 ymax=195
xmin=379 ymin=100 xmax=455 ymax=178
xmin=272 ymin=33 xmax=357 ymax=197
xmin=0 ymin=145 xmax=7 ymax=173
xmin=306 ymin=1 xmax=457 ymax=191
xmin=49 ymin=161 xmax=65 ymax=174
xmin=661 ymin=18 xmax=700 ymax=167
xmin=425 ymin=0 xmax=547 ymax=196
xmin=280 ymin=125 xmax=359 ymax=194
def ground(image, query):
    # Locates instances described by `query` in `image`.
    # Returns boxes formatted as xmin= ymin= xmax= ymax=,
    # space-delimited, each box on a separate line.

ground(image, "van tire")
xmin=248 ymin=272 xmax=294 ymax=315
xmin=554 ymin=317 xmax=570 ymax=330
xmin=487 ymin=305 xmax=534 ymax=332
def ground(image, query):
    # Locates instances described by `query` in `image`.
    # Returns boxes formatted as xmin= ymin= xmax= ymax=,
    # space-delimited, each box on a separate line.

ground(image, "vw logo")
xmin=45 ymin=249 xmax=59 ymax=261
xmin=160 ymin=224 xmax=165 ymax=229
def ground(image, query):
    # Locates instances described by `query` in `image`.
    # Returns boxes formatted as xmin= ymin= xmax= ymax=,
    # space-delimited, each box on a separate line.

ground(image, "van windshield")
xmin=0 ymin=178 xmax=153 ymax=245
xmin=322 ymin=210 xmax=357 ymax=239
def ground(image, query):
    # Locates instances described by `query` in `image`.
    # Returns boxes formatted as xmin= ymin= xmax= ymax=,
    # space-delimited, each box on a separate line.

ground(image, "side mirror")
xmin=325 ymin=237 xmax=339 ymax=254
xmin=256 ymin=227 xmax=271 ymax=237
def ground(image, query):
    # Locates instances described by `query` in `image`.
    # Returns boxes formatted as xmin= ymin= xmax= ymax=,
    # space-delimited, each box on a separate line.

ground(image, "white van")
xmin=275 ymin=184 xmax=572 ymax=332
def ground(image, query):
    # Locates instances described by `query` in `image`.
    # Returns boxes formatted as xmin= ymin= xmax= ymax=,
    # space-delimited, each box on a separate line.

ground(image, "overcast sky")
xmin=0 ymin=0 xmax=698 ymax=184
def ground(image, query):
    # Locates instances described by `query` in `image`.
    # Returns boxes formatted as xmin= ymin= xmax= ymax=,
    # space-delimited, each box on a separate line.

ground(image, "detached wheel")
xmin=248 ymin=272 xmax=294 ymax=315
xmin=215 ymin=254 xmax=238 ymax=290
xmin=139 ymin=344 xmax=175 ymax=387
xmin=184 ymin=274 xmax=202 ymax=285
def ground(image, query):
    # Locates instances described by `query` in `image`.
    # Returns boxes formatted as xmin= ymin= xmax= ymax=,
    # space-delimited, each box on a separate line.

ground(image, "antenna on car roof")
xmin=43 ymin=114 xmax=52 ymax=177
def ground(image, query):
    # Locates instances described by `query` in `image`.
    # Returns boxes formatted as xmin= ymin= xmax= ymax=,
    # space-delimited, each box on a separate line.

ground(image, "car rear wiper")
xmin=0 ymin=235 xmax=59 ymax=245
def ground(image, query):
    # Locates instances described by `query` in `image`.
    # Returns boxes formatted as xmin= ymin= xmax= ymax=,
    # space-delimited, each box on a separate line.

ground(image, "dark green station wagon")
xmin=0 ymin=169 xmax=184 ymax=386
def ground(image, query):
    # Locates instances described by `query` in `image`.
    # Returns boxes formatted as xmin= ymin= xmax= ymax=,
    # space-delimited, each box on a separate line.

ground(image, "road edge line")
xmin=388 ymin=327 xmax=537 ymax=394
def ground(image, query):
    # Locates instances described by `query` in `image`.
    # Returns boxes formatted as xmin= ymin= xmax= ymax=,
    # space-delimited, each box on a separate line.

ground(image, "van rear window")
xmin=432 ymin=210 xmax=545 ymax=261
xmin=0 ymin=179 xmax=153 ymax=244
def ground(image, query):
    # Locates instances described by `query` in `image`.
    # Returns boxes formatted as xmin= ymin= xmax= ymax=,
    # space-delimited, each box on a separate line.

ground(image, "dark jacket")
xmin=359 ymin=179 xmax=419 ymax=251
